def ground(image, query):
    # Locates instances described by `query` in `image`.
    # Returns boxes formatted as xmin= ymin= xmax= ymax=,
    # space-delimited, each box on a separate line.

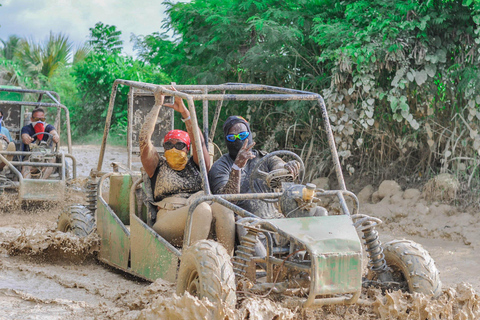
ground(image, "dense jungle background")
xmin=1 ymin=0 xmax=480 ymax=206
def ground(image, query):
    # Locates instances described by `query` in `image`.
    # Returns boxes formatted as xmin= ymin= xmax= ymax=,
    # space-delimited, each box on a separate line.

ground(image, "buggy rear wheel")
xmin=176 ymin=240 xmax=236 ymax=308
xmin=381 ymin=239 xmax=442 ymax=297
xmin=57 ymin=204 xmax=95 ymax=237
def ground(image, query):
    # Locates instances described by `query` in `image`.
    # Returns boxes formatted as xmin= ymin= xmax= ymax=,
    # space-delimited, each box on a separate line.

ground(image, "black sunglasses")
xmin=164 ymin=141 xmax=188 ymax=151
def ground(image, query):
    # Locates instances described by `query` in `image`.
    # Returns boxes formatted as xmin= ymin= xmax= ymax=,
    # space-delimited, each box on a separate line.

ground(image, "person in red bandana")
xmin=20 ymin=108 xmax=60 ymax=178
xmin=139 ymin=87 xmax=235 ymax=255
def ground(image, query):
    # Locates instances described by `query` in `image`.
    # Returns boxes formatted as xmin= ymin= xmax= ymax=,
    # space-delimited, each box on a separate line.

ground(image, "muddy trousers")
xmin=152 ymin=201 xmax=235 ymax=255
xmin=0 ymin=141 xmax=15 ymax=171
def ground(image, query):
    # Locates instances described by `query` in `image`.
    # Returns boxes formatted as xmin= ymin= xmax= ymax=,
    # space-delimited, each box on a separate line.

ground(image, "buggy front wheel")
xmin=176 ymin=240 xmax=236 ymax=307
xmin=57 ymin=204 xmax=95 ymax=237
xmin=380 ymin=240 xmax=442 ymax=298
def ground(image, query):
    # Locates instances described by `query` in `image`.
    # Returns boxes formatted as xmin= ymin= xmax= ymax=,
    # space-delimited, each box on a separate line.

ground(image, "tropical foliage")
xmin=133 ymin=0 xmax=480 ymax=186
xmin=72 ymin=51 xmax=171 ymax=135
xmin=0 ymin=23 xmax=170 ymax=138
xmin=88 ymin=22 xmax=123 ymax=54
xmin=14 ymin=32 xmax=73 ymax=86
xmin=71 ymin=22 xmax=171 ymax=135
xmin=1 ymin=1 xmax=480 ymax=195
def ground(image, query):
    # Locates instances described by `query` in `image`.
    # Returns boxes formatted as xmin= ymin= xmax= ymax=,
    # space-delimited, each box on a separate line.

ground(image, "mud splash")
xmin=373 ymin=284 xmax=480 ymax=319
xmin=1 ymin=230 xmax=99 ymax=261
xmin=136 ymin=291 xmax=295 ymax=320
xmin=0 ymin=193 xmax=20 ymax=212
xmin=130 ymin=283 xmax=480 ymax=319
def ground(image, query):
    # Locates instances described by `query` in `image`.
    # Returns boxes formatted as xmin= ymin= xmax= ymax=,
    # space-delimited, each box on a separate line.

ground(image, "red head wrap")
xmin=164 ymin=129 xmax=190 ymax=151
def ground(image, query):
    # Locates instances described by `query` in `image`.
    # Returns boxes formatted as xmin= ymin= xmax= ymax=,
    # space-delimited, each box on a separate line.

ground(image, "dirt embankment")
xmin=0 ymin=145 xmax=478 ymax=319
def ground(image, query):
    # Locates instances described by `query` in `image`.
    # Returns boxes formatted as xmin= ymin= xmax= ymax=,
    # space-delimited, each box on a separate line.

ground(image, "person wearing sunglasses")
xmin=0 ymin=109 xmax=16 ymax=171
xmin=21 ymin=108 xmax=60 ymax=149
xmin=139 ymin=87 xmax=235 ymax=255
xmin=208 ymin=115 xmax=301 ymax=257
xmin=20 ymin=107 xmax=60 ymax=178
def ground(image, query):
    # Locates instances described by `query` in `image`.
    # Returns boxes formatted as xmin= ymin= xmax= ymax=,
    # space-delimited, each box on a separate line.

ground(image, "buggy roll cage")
xmin=0 ymin=87 xmax=73 ymax=154
xmin=0 ymin=87 xmax=76 ymax=200
xmin=96 ymin=80 xmax=346 ymax=193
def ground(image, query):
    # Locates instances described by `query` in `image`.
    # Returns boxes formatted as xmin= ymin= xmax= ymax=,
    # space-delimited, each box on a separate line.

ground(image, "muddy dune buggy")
xmin=0 ymin=87 xmax=77 ymax=203
xmin=57 ymin=80 xmax=441 ymax=309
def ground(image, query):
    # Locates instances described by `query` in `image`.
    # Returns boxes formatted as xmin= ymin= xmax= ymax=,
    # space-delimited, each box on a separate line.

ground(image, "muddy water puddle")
xmin=0 ymin=294 xmax=88 ymax=320
xmin=0 ymin=267 xmax=103 ymax=319
xmin=0 ymin=268 xmax=102 ymax=305
xmin=0 ymin=254 xmax=149 ymax=320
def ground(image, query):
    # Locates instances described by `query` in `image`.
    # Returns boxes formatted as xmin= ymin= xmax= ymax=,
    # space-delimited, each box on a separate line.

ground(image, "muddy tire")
xmin=176 ymin=240 xmax=236 ymax=307
xmin=57 ymin=204 xmax=95 ymax=237
xmin=382 ymin=239 xmax=442 ymax=297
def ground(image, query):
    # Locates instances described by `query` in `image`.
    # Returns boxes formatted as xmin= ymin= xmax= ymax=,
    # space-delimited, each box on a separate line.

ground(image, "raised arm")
xmin=217 ymin=140 xmax=255 ymax=194
xmin=139 ymin=91 xmax=163 ymax=178
xmin=168 ymin=87 xmax=211 ymax=171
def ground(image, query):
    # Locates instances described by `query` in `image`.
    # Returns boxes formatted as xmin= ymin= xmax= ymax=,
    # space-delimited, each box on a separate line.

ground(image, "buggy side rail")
xmin=183 ymin=189 xmax=358 ymax=248
xmin=0 ymin=87 xmax=60 ymax=100
xmin=0 ymin=150 xmax=76 ymax=179
xmin=0 ymin=153 xmax=23 ymax=183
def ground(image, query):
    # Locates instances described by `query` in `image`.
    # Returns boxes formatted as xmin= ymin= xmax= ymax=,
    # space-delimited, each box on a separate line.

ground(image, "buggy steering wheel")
xmin=31 ymin=132 xmax=57 ymax=152
xmin=249 ymin=150 xmax=305 ymax=203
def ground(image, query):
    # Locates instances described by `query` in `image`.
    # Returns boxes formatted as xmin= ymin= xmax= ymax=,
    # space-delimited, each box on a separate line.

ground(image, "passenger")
xmin=139 ymin=87 xmax=235 ymax=254
xmin=0 ymin=109 xmax=15 ymax=171
xmin=208 ymin=116 xmax=300 ymax=256
xmin=20 ymin=107 xmax=60 ymax=179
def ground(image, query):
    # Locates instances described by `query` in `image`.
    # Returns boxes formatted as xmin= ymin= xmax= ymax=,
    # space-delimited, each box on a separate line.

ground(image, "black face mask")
xmin=226 ymin=135 xmax=253 ymax=160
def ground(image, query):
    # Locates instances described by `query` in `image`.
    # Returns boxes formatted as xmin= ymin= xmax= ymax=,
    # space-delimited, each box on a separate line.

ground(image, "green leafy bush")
xmin=134 ymin=0 xmax=480 ymax=189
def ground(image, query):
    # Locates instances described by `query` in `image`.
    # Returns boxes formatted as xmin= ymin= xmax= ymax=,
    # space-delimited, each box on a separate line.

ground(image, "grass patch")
xmin=67 ymin=129 xmax=127 ymax=147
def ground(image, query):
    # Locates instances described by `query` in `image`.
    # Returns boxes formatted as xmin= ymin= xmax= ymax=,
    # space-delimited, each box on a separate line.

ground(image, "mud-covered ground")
xmin=0 ymin=145 xmax=479 ymax=319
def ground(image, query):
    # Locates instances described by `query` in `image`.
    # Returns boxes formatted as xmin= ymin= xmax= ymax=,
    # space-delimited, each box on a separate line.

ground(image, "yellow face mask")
xmin=165 ymin=148 xmax=188 ymax=171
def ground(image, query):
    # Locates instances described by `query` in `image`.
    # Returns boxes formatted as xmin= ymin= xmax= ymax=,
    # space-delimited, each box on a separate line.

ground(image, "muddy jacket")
xmin=208 ymin=150 xmax=283 ymax=219
xmin=151 ymin=156 xmax=203 ymax=202
xmin=20 ymin=123 xmax=56 ymax=151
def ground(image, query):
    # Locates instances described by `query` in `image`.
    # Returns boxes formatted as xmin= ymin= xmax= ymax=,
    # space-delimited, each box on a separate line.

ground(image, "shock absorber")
xmin=85 ymin=176 xmax=98 ymax=213
xmin=353 ymin=215 xmax=391 ymax=282
xmin=233 ymin=226 xmax=259 ymax=279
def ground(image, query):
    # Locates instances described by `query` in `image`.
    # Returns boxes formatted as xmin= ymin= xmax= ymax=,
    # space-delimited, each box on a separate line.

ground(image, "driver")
xmin=208 ymin=116 xmax=300 ymax=218
xmin=140 ymin=88 xmax=235 ymax=255
xmin=208 ymin=116 xmax=300 ymax=256
xmin=0 ymin=109 xmax=16 ymax=171
xmin=20 ymin=108 xmax=60 ymax=178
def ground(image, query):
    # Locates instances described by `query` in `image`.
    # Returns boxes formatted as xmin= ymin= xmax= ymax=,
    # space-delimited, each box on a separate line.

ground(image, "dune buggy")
xmin=0 ymin=87 xmax=76 ymax=203
xmin=57 ymin=80 xmax=441 ymax=308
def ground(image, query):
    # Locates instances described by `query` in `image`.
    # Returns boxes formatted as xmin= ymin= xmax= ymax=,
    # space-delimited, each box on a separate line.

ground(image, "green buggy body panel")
xmin=265 ymin=216 xmax=362 ymax=296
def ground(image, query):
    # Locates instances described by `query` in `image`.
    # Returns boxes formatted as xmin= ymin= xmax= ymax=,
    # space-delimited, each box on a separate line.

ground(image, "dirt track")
xmin=0 ymin=145 xmax=479 ymax=319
